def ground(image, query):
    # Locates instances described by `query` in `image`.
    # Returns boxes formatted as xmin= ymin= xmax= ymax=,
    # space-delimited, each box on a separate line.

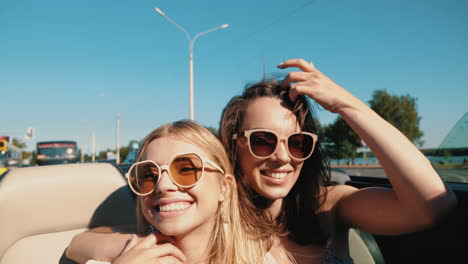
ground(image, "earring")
xmin=146 ymin=224 xmax=156 ymax=235
xmin=221 ymin=208 xmax=230 ymax=224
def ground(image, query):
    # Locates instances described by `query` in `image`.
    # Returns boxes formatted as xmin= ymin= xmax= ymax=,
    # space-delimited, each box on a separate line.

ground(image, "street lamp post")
xmin=154 ymin=8 xmax=228 ymax=120
xmin=116 ymin=112 xmax=120 ymax=165
xmin=91 ymin=131 xmax=96 ymax=162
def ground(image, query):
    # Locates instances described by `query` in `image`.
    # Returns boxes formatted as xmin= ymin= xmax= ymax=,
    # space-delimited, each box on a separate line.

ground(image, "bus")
xmin=0 ymin=138 xmax=22 ymax=174
xmin=36 ymin=141 xmax=80 ymax=166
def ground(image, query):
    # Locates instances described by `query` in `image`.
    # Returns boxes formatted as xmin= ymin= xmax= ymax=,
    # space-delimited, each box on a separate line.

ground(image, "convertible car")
xmin=0 ymin=114 xmax=466 ymax=264
xmin=0 ymin=162 xmax=384 ymax=264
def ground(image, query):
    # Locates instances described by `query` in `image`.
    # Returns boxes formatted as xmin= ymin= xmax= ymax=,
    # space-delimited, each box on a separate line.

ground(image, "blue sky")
xmin=1 ymin=0 xmax=467 ymax=153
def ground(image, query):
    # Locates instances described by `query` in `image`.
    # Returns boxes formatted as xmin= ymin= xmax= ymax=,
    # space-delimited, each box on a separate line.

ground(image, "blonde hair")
xmin=135 ymin=120 xmax=270 ymax=264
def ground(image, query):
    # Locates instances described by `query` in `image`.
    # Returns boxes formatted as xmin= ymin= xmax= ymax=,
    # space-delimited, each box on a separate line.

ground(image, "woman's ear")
xmin=218 ymin=174 xmax=234 ymax=202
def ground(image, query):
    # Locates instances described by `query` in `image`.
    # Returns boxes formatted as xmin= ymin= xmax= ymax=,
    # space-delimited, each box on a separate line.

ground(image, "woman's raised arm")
xmin=279 ymin=58 xmax=457 ymax=234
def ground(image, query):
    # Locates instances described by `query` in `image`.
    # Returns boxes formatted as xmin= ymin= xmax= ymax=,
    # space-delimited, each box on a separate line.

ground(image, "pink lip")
xmin=262 ymin=175 xmax=288 ymax=185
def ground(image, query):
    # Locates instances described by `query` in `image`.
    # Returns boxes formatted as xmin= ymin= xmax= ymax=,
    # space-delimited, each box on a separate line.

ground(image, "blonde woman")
xmin=67 ymin=120 xmax=270 ymax=264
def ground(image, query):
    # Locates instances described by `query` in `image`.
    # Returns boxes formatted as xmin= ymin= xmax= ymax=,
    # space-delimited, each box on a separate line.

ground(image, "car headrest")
xmin=0 ymin=163 xmax=137 ymax=261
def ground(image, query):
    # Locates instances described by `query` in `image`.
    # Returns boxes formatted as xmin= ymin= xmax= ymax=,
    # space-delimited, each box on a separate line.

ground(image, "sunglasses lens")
xmin=170 ymin=153 xmax=203 ymax=187
xmin=129 ymin=161 xmax=159 ymax=195
xmin=250 ymin=131 xmax=278 ymax=157
xmin=288 ymin=133 xmax=314 ymax=159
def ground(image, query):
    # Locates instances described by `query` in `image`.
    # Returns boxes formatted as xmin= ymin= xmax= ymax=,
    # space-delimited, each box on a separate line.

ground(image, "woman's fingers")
xmin=121 ymin=234 xmax=140 ymax=254
xmin=277 ymin=58 xmax=315 ymax=73
xmin=133 ymin=233 xmax=158 ymax=249
xmin=280 ymin=71 xmax=318 ymax=88
xmin=278 ymin=57 xmax=364 ymax=113
xmin=113 ymin=237 xmax=186 ymax=264
xmin=147 ymin=243 xmax=186 ymax=263
xmin=289 ymin=84 xmax=316 ymax=102
xmin=136 ymin=234 xmax=185 ymax=262
xmin=153 ymin=231 xmax=176 ymax=245
xmin=132 ymin=231 xmax=174 ymax=249
xmin=153 ymin=256 xmax=186 ymax=264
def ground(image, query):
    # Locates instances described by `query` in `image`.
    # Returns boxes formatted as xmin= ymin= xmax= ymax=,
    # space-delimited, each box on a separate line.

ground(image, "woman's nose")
xmin=272 ymin=140 xmax=290 ymax=163
xmin=155 ymin=170 xmax=178 ymax=193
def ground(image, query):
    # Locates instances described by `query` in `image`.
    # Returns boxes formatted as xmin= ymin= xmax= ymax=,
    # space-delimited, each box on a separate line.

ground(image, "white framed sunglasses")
xmin=233 ymin=129 xmax=318 ymax=161
xmin=126 ymin=152 xmax=225 ymax=196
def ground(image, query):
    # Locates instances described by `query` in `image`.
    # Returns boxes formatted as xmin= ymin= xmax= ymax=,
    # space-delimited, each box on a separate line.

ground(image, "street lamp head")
xmin=154 ymin=8 xmax=165 ymax=16
xmin=220 ymin=24 xmax=229 ymax=29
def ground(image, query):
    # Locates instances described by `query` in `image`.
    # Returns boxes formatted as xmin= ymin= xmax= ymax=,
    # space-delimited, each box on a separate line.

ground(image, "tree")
xmin=10 ymin=138 xmax=34 ymax=165
xmin=84 ymin=153 xmax=93 ymax=162
xmin=97 ymin=150 xmax=109 ymax=160
xmin=369 ymin=89 xmax=424 ymax=146
xmin=323 ymin=116 xmax=362 ymax=163
xmin=204 ymin=126 xmax=218 ymax=136
xmin=12 ymin=138 xmax=27 ymax=149
xmin=119 ymin=140 xmax=140 ymax=163
xmin=22 ymin=152 xmax=33 ymax=161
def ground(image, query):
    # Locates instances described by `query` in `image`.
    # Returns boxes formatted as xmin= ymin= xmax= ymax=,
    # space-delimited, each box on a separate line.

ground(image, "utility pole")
xmin=116 ymin=112 xmax=120 ymax=164
xmin=92 ymin=131 xmax=96 ymax=162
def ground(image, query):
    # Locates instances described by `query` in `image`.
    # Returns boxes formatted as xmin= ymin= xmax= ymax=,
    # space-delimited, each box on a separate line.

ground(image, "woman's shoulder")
xmin=318 ymin=185 xmax=358 ymax=213
xmin=316 ymin=185 xmax=359 ymax=235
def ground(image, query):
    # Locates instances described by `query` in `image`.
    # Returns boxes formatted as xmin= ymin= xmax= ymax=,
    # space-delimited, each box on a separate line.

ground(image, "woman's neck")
xmin=252 ymin=193 xmax=284 ymax=219
xmin=172 ymin=219 xmax=215 ymax=264
xmin=268 ymin=198 xmax=284 ymax=219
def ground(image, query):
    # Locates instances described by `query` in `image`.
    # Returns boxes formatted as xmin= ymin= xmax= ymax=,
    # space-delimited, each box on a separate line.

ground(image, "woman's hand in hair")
xmin=278 ymin=58 xmax=367 ymax=114
xmin=113 ymin=233 xmax=185 ymax=264
xmin=280 ymin=59 xmax=456 ymax=235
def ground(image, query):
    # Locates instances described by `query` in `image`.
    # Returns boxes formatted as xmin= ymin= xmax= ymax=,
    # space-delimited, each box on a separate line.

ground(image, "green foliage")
xmin=443 ymin=149 xmax=452 ymax=160
xmin=119 ymin=146 xmax=130 ymax=162
xmin=323 ymin=117 xmax=361 ymax=162
xmin=12 ymin=138 xmax=27 ymax=149
xmin=422 ymin=147 xmax=468 ymax=156
xmin=369 ymin=89 xmax=424 ymax=146
xmin=83 ymin=140 xmax=140 ymax=163
xmin=83 ymin=153 xmax=93 ymax=162
xmin=119 ymin=140 xmax=139 ymax=162
xmin=97 ymin=150 xmax=109 ymax=160
xmin=324 ymin=89 xmax=424 ymax=163
xmin=204 ymin=126 xmax=219 ymax=137
xmin=21 ymin=152 xmax=32 ymax=160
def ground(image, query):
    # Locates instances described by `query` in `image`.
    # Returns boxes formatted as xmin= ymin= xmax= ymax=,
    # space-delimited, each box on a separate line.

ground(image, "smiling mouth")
xmin=261 ymin=170 xmax=289 ymax=179
xmin=155 ymin=202 xmax=192 ymax=213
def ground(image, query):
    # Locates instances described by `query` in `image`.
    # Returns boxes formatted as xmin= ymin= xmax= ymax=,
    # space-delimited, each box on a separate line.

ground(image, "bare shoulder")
xmin=318 ymin=185 xmax=359 ymax=213
xmin=316 ymin=185 xmax=359 ymax=235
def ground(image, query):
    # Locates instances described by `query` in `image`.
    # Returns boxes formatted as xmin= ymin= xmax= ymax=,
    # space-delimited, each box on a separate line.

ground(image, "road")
xmin=337 ymin=167 xmax=468 ymax=183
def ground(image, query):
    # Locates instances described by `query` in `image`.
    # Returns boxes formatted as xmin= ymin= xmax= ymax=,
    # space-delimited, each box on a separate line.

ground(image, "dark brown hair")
xmin=220 ymin=79 xmax=331 ymax=245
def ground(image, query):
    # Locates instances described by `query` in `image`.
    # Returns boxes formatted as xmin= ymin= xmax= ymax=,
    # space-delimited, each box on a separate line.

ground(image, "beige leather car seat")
xmin=0 ymin=164 xmax=384 ymax=263
xmin=331 ymin=170 xmax=385 ymax=264
xmin=0 ymin=163 xmax=137 ymax=263
xmin=349 ymin=227 xmax=385 ymax=264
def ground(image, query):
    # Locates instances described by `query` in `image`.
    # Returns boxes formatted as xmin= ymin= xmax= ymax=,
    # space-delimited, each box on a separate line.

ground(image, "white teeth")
xmin=266 ymin=172 xmax=288 ymax=179
xmin=159 ymin=202 xmax=190 ymax=212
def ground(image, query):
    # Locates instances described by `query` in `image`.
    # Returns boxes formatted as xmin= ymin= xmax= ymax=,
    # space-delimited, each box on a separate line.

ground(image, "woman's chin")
xmin=255 ymin=181 xmax=295 ymax=201
xmin=154 ymin=224 xmax=186 ymax=237
xmin=257 ymin=186 xmax=290 ymax=201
